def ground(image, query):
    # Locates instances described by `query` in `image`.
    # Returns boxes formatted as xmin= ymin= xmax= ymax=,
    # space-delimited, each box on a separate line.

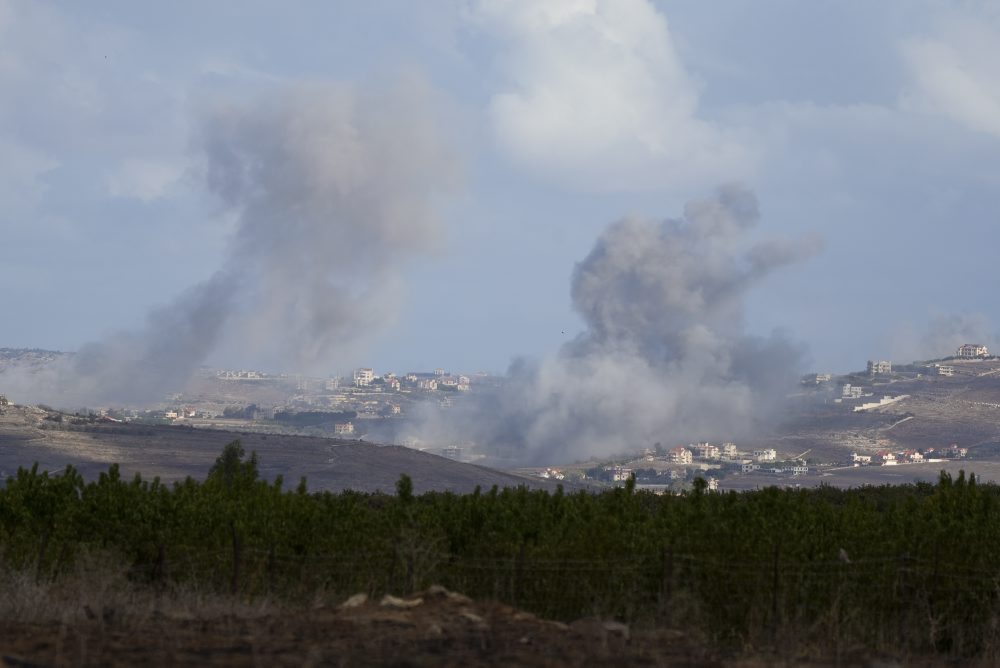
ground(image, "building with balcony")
xmin=957 ymin=344 xmax=989 ymax=359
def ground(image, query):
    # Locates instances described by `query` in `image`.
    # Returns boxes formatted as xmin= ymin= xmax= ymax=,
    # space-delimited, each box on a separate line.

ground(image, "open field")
xmin=4 ymin=464 xmax=1000 ymax=665
xmin=723 ymin=460 xmax=1000 ymax=491
xmin=0 ymin=585 xmax=719 ymax=668
xmin=0 ymin=583 xmax=940 ymax=668
xmin=0 ymin=405 xmax=568 ymax=494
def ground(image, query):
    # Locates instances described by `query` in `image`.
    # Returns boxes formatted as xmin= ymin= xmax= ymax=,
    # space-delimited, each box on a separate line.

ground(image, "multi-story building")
xmin=753 ymin=448 xmax=777 ymax=462
xmin=669 ymin=446 xmax=693 ymax=464
xmin=334 ymin=422 xmax=355 ymax=435
xmin=693 ymin=442 xmax=720 ymax=459
xmin=608 ymin=465 xmax=633 ymax=482
xmin=353 ymin=368 xmax=375 ymax=387
xmin=842 ymin=384 xmax=864 ymax=399
xmin=867 ymin=360 xmax=892 ymax=375
xmin=957 ymin=344 xmax=989 ymax=359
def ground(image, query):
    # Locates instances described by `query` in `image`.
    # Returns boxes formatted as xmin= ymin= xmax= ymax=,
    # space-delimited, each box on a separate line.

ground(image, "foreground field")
xmin=0 ymin=583 xmax=716 ymax=667
xmin=5 ymin=442 xmax=1000 ymax=664
xmin=0 ymin=579 xmax=957 ymax=667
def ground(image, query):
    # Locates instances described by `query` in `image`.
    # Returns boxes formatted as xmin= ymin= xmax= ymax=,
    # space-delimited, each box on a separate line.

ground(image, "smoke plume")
xmin=416 ymin=184 xmax=817 ymax=464
xmin=890 ymin=313 xmax=998 ymax=362
xmin=5 ymin=78 xmax=457 ymax=406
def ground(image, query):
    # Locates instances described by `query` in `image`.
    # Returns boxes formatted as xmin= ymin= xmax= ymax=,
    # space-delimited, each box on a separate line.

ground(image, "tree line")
xmin=2 ymin=440 xmax=999 ymax=657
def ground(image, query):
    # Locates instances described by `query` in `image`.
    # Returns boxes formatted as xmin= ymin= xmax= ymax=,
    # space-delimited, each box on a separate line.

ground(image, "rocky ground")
xmin=0 ymin=585 xmax=954 ymax=668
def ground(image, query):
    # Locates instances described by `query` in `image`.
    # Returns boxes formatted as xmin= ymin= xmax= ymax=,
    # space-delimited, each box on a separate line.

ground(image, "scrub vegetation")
xmin=3 ymin=440 xmax=1000 ymax=660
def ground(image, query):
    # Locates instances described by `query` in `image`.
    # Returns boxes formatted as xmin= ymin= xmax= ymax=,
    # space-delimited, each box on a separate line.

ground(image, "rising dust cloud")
xmin=3 ymin=78 xmax=457 ymax=407
xmin=411 ymin=185 xmax=820 ymax=464
xmin=2 ymin=83 xmax=819 ymax=467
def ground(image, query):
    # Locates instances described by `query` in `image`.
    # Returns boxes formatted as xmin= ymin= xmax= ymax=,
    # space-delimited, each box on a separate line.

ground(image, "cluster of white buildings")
xmin=629 ymin=441 xmax=795 ymax=480
xmin=217 ymin=369 xmax=268 ymax=380
xmin=852 ymin=444 xmax=968 ymax=466
xmin=353 ymin=367 xmax=471 ymax=393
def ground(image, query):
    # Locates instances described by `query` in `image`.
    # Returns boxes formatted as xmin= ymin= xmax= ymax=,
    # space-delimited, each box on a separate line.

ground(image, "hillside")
xmin=0 ymin=404 xmax=568 ymax=494
xmin=779 ymin=359 xmax=1000 ymax=460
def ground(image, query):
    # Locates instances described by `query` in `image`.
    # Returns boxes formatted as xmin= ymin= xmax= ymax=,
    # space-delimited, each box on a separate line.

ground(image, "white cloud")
xmin=901 ymin=14 xmax=1000 ymax=138
xmin=471 ymin=0 xmax=753 ymax=191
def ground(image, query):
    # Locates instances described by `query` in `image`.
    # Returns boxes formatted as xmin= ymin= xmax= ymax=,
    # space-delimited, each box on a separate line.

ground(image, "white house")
xmin=867 ymin=360 xmax=892 ymax=375
xmin=876 ymin=451 xmax=897 ymax=466
xmin=753 ymin=448 xmax=777 ymax=462
xmin=669 ymin=446 xmax=693 ymax=464
xmin=957 ymin=344 xmax=989 ymax=359
xmin=353 ymin=368 xmax=375 ymax=387
xmin=694 ymin=442 xmax=720 ymax=459
xmin=610 ymin=466 xmax=633 ymax=482
xmin=851 ymin=452 xmax=872 ymax=466
xmin=842 ymin=384 xmax=864 ymax=399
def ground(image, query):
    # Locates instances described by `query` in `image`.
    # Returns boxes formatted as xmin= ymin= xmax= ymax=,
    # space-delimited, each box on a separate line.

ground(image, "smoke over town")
xmin=3 ymin=78 xmax=457 ymax=406
xmin=414 ymin=185 xmax=819 ymax=464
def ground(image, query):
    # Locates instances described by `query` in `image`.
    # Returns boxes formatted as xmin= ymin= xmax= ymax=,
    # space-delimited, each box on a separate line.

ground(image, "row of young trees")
xmin=2 ymin=440 xmax=1000 ymax=656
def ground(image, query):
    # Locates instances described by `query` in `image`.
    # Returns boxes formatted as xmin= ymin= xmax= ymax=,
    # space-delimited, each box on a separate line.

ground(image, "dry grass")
xmin=0 ymin=550 xmax=285 ymax=629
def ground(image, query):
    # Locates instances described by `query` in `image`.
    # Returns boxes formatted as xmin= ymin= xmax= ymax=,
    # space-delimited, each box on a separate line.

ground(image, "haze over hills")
xmin=0 ymin=402 xmax=576 ymax=494
xmin=3 ymin=346 xmax=1000 ymax=491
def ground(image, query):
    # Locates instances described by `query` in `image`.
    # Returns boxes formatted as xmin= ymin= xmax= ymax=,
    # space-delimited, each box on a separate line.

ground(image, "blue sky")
xmin=2 ymin=0 xmax=999 ymax=377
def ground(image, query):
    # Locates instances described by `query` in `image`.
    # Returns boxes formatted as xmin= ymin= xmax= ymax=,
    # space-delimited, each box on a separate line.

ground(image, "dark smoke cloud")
xmin=3 ymin=77 xmax=457 ymax=407
xmin=412 ymin=184 xmax=818 ymax=465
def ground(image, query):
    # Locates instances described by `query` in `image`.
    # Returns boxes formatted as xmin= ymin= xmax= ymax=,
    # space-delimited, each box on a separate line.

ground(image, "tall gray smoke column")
xmin=426 ymin=185 xmax=817 ymax=464
xmin=9 ymin=78 xmax=457 ymax=407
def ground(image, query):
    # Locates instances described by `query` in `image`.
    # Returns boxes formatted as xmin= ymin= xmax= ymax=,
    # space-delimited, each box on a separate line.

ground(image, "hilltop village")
xmin=2 ymin=344 xmax=999 ymax=491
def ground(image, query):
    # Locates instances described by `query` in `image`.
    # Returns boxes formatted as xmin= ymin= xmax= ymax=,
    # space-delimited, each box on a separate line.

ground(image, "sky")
xmin=2 ymin=0 xmax=999 ymax=378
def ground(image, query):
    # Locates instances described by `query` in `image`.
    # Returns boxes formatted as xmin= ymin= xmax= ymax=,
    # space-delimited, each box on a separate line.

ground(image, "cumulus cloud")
xmin=410 ymin=185 xmax=816 ymax=464
xmin=4 ymin=77 xmax=458 ymax=406
xmin=470 ymin=0 xmax=753 ymax=190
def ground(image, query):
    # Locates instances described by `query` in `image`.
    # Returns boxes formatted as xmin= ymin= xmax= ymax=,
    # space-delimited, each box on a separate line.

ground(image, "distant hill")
xmin=773 ymin=358 xmax=1000 ymax=462
xmin=0 ymin=347 xmax=68 ymax=369
xmin=0 ymin=404 xmax=574 ymax=494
